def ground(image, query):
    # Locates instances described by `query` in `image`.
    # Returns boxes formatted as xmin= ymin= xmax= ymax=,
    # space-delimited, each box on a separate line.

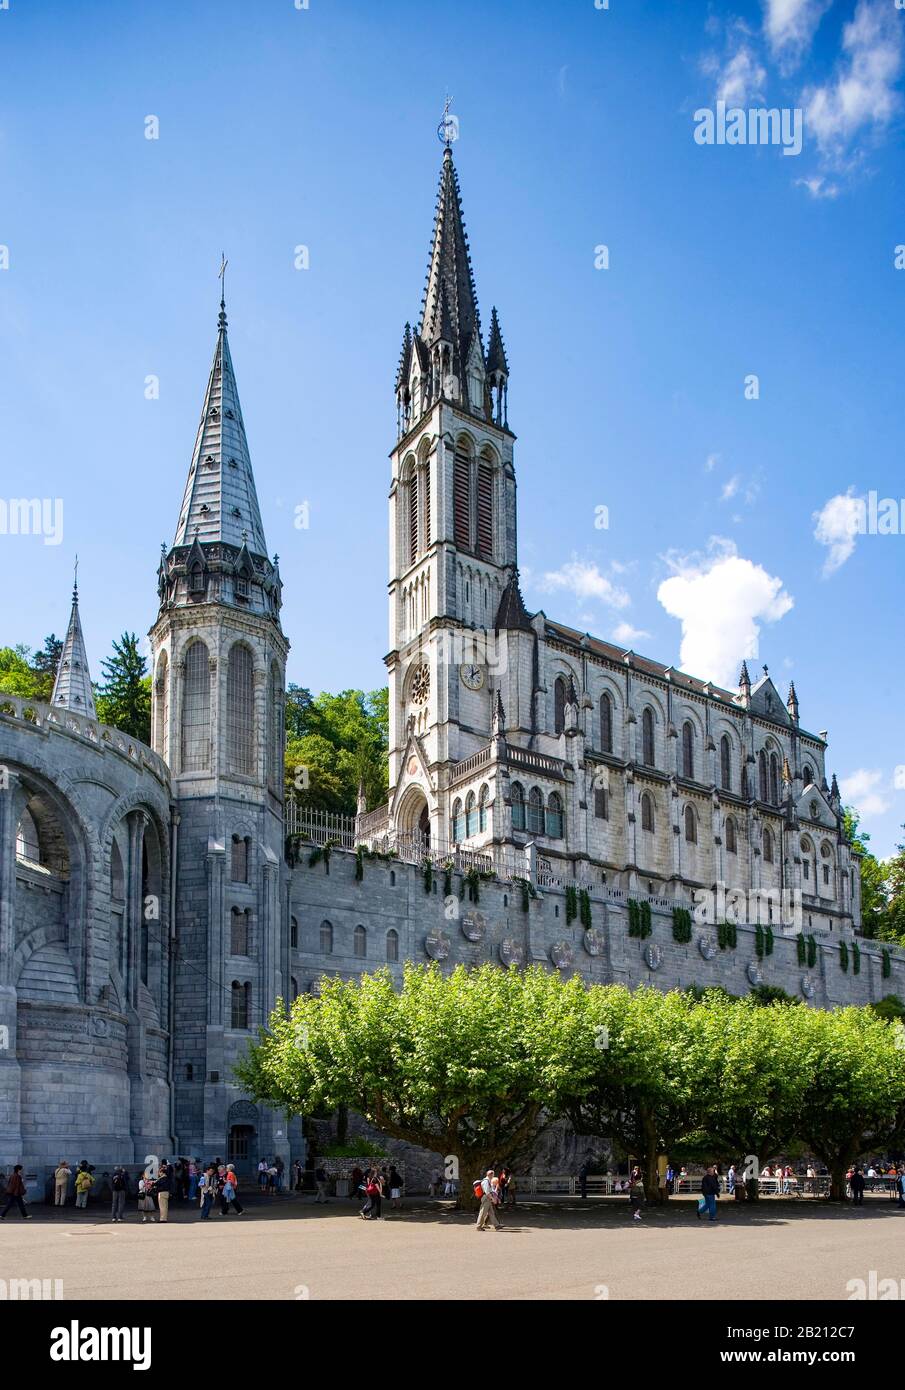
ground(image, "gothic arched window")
xmin=230 ymin=835 xmax=249 ymax=883
xmin=155 ymin=651 xmax=169 ymax=760
xmin=354 ymin=925 xmax=367 ymax=959
xmin=594 ymin=784 xmax=608 ymax=819
xmin=408 ymin=462 xmax=419 ymax=565
xmin=230 ymin=908 xmax=249 ymax=956
xmin=386 ymin=929 xmax=399 ymax=962
xmin=528 ymin=787 xmax=545 ymax=835
xmin=511 ymin=783 xmax=526 ymax=832
xmin=763 ymin=828 xmax=774 ymax=864
xmin=453 ymin=436 xmax=472 ymax=550
xmin=110 ymin=840 xmax=125 ymax=901
xmin=290 ymin=916 xmax=298 ymax=949
xmin=319 ymin=920 xmax=333 ymax=954
xmin=451 ymin=798 xmax=464 ymax=842
xmin=269 ymin=662 xmax=283 ymax=793
xmin=231 ymin=980 xmax=250 ymax=1029
xmin=642 ymin=708 xmax=655 ymax=767
xmin=181 ymin=639 xmax=210 ymax=773
xmin=641 ymin=791 xmax=655 ymax=832
xmin=600 ymin=692 xmax=613 ymax=753
xmin=554 ymin=677 xmax=567 ymax=735
xmin=682 ymin=721 xmax=695 ymax=780
xmin=803 ymin=763 xmax=814 ymax=787
xmin=546 ymin=792 xmax=564 ymax=839
xmin=720 ymin=734 xmax=731 ymax=791
xmin=770 ymin=753 xmax=779 ymax=806
xmin=478 ymin=784 xmax=489 ymax=833
xmin=227 ymin=643 xmax=255 ymax=776
xmin=465 ymin=791 xmax=478 ymax=838
xmin=758 ymin=750 xmax=768 ymax=802
xmin=726 ymin=816 xmax=737 ymax=854
xmin=684 ymin=805 xmax=697 ymax=843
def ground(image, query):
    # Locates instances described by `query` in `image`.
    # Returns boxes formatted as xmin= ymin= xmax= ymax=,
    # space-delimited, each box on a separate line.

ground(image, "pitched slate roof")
xmin=51 ymin=580 xmax=96 ymax=718
xmin=418 ymin=148 xmax=482 ymax=369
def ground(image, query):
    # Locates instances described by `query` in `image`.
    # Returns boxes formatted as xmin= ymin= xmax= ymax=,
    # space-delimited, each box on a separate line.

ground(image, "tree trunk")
xmin=828 ymin=1160 xmax=849 ymax=1202
xmin=642 ymin=1151 xmax=666 ymax=1204
xmin=336 ymin=1103 xmax=348 ymax=1146
xmin=745 ymin=1177 xmax=759 ymax=1202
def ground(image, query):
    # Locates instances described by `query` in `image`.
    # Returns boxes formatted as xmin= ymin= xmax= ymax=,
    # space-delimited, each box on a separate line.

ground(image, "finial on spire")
xmin=438 ymin=93 xmax=457 ymax=150
xmin=73 ymin=553 xmax=79 ymax=602
xmin=218 ymin=252 xmax=228 ymax=329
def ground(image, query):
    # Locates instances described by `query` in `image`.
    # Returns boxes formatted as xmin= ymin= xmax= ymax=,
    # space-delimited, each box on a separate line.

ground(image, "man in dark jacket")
xmin=156 ymin=1162 xmax=175 ymax=1223
xmin=0 ymin=1165 xmax=32 ymax=1219
xmin=850 ymin=1167 xmax=865 ymax=1206
xmin=699 ymin=1167 xmax=720 ymax=1222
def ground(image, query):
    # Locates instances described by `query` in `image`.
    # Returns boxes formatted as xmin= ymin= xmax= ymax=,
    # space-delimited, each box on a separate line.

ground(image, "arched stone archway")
xmin=396 ymin=786 xmax=431 ymax=847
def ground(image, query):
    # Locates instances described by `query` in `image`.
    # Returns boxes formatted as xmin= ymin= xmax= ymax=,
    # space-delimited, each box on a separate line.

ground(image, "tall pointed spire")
xmin=51 ymin=561 xmax=96 ymax=718
xmin=418 ymin=146 xmax=482 ymax=375
xmin=787 ymin=681 xmax=799 ymax=725
xmin=173 ymin=283 xmax=268 ymax=556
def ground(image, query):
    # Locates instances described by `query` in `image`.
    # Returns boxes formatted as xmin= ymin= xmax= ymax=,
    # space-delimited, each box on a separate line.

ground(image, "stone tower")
xmin=149 ymin=289 xmax=290 ymax=1171
xmin=387 ymin=144 xmax=518 ymax=845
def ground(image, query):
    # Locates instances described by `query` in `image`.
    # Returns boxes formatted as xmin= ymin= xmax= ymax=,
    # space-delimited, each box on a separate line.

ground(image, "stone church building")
xmin=0 ymin=146 xmax=896 ymax=1189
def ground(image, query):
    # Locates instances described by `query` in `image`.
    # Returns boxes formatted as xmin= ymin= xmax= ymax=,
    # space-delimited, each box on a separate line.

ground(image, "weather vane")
xmin=438 ymin=94 xmax=458 ymax=148
xmin=218 ymin=252 xmax=228 ymax=306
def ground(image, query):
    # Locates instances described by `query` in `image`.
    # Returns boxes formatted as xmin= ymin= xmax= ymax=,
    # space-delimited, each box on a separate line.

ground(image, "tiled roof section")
xmin=173 ymin=307 xmax=268 ymax=556
xmin=418 ymin=148 xmax=482 ymax=368
xmin=546 ymin=619 xmax=739 ymax=701
xmin=51 ymin=584 xmax=96 ymax=718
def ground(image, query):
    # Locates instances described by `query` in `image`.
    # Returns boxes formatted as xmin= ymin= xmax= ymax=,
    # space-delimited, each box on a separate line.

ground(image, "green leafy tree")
xmin=31 ymin=634 xmax=63 ymax=702
xmin=0 ymin=645 xmax=39 ymax=698
xmin=94 ymin=633 xmax=151 ymax=742
xmin=284 ymin=685 xmax=388 ymax=815
xmin=236 ymin=962 xmax=593 ymax=1209
xmin=844 ymin=808 xmax=889 ymax=939
xmin=881 ymin=830 xmax=905 ymax=945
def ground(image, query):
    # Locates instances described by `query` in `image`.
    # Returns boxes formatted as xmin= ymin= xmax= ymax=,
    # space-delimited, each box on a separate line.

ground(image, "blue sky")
xmin=0 ymin=0 xmax=903 ymax=854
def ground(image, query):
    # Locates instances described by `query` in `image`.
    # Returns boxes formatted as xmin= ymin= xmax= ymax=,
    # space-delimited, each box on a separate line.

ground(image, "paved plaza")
xmin=2 ymin=1195 xmax=903 ymax=1301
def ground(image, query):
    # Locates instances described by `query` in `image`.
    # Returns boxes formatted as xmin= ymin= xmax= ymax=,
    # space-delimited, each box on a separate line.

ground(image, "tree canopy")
xmin=284 ymin=685 xmax=388 ymax=814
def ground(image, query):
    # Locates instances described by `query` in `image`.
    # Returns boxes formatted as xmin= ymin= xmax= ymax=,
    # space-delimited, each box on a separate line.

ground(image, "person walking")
xmin=0 ymin=1165 xmax=32 ymax=1220
xmin=74 ymin=1164 xmax=94 ymax=1210
xmin=370 ymin=1170 xmax=383 ymax=1220
xmin=220 ymin=1165 xmax=244 ymax=1215
xmin=110 ymin=1166 xmax=128 ymax=1223
xmin=198 ymin=1165 xmax=217 ymax=1220
xmin=578 ymin=1158 xmax=590 ymax=1200
xmin=850 ymin=1166 xmax=865 ymax=1206
xmin=314 ymin=1165 xmax=329 ymax=1203
xmin=274 ymin=1155 xmax=285 ymax=1193
xmin=138 ymin=1172 xmax=156 ymax=1223
xmin=429 ymin=1168 xmax=441 ymax=1198
xmin=476 ymin=1170 xmax=501 ymax=1231
xmin=54 ymin=1160 xmax=71 ymax=1207
xmin=727 ymin=1163 xmax=736 ymax=1197
xmin=699 ymin=1166 xmax=720 ymax=1222
xmin=389 ymin=1165 xmax=403 ymax=1210
xmin=258 ymin=1157 xmax=269 ymax=1191
xmin=187 ymin=1158 xmax=199 ymax=1203
xmin=359 ymin=1170 xmax=376 ymax=1219
xmin=156 ymin=1161 xmax=174 ymax=1223
xmin=628 ymin=1168 xmax=644 ymax=1223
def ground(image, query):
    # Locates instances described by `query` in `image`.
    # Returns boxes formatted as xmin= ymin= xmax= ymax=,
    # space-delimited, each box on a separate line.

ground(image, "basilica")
xmin=0 ymin=143 xmax=882 ymax=1189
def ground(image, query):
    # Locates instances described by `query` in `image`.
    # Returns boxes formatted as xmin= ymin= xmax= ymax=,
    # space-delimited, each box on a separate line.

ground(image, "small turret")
xmin=787 ymin=681 xmax=799 ymax=726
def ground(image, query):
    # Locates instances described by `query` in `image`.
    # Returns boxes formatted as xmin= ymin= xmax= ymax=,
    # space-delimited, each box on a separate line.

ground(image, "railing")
xmin=285 ymin=804 xmax=357 ymax=849
xmin=505 ymin=747 xmax=565 ymax=778
xmin=0 ymin=693 xmax=170 ymax=787
xmin=448 ymin=744 xmax=493 ymax=784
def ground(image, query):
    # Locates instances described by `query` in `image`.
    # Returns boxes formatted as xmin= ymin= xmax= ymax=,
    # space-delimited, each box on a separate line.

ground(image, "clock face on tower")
xmin=459 ymin=663 xmax=485 ymax=691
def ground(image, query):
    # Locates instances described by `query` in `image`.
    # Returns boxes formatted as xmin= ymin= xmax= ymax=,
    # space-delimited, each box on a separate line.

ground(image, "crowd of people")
xmin=352 ymin=1165 xmax=405 ymax=1219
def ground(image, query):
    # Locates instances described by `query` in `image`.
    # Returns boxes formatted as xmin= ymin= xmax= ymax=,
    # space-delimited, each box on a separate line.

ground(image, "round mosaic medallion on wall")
xmin=643 ymin=942 xmax=662 ymax=971
xmin=550 ymin=940 xmax=574 ymax=969
xmin=583 ymin=927 xmax=606 ymax=956
xmin=461 ymin=911 xmax=486 ymax=942
xmin=800 ymin=974 xmax=816 ymax=999
xmin=747 ymin=961 xmax=764 ymax=986
xmin=500 ymin=937 xmax=525 ymax=967
xmin=698 ymin=935 xmax=718 ymax=961
xmin=425 ymin=928 xmax=451 ymax=961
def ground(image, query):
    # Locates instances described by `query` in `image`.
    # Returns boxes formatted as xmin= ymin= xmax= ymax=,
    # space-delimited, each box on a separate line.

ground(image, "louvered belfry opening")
xmin=408 ymin=467 xmax=419 ymax=564
xmin=476 ymin=456 xmax=493 ymax=559
xmin=453 ymin=439 xmax=471 ymax=549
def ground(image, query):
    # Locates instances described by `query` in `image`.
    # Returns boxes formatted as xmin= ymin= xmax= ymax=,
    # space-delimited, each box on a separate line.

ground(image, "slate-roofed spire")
xmin=787 ymin=681 xmax=799 ymax=725
xmin=51 ymin=564 xmax=96 ymax=719
xmin=173 ymin=290 xmax=268 ymax=557
xmin=418 ymin=146 xmax=482 ymax=370
xmin=485 ymin=306 xmax=509 ymax=376
xmin=394 ymin=322 xmax=413 ymax=392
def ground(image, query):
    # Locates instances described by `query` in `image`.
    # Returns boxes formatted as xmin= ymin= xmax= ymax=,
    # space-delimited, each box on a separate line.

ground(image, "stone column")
xmin=126 ymin=810 xmax=148 ymax=1008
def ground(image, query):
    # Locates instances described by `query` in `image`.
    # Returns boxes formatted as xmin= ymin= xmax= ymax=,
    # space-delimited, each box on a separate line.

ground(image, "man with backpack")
xmin=111 ymin=1166 xmax=128 ymax=1222
xmin=475 ymin=1169 xmax=501 ymax=1230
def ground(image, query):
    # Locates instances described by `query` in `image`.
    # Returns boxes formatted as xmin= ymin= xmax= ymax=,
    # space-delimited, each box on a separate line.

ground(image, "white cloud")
xmin=705 ymin=453 xmax=720 ymax=472
xmin=538 ymin=558 xmax=631 ymax=610
xmin=804 ymin=0 xmax=904 ymax=157
xmin=657 ymin=538 xmax=793 ymax=688
xmin=721 ymin=474 xmax=741 ymax=501
xmin=839 ymin=767 xmax=890 ymax=819
xmin=717 ymin=45 xmax=768 ymax=106
xmin=812 ymin=488 xmax=864 ymax=575
xmin=764 ymin=0 xmax=832 ymax=67
xmin=795 ymin=174 xmax=840 ymax=199
xmin=611 ymin=621 xmax=651 ymax=646
xmin=894 ymin=765 xmax=905 ymax=792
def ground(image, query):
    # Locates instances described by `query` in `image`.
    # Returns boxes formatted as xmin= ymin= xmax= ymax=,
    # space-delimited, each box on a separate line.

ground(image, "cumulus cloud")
xmin=703 ymin=20 xmax=768 ymax=106
xmin=812 ymin=488 xmax=864 ymax=575
xmin=721 ymin=475 xmax=741 ymax=501
xmin=657 ymin=538 xmax=793 ymax=688
xmin=705 ymin=453 xmax=720 ymax=472
xmin=611 ymin=621 xmax=651 ymax=646
xmin=804 ymin=0 xmax=903 ymax=157
xmin=764 ymin=0 xmax=832 ymax=67
xmin=537 ymin=558 xmax=631 ymax=610
xmin=839 ymin=768 xmax=890 ymax=819
xmin=795 ymin=174 xmax=840 ymax=198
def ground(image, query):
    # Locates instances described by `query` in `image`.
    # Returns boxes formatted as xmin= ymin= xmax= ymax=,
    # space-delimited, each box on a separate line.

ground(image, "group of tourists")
xmin=474 ymin=1168 xmax=516 ymax=1229
xmin=256 ymin=1155 xmax=291 ymax=1192
xmin=354 ymin=1165 xmax=404 ymax=1219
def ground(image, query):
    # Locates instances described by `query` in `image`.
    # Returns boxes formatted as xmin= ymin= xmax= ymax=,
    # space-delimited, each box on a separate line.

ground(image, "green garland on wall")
xmin=852 ymin=941 xmax=861 ymax=975
xmin=839 ymin=940 xmax=849 ymax=972
xmin=796 ymin=933 xmax=806 ymax=966
xmin=628 ymin=899 xmax=652 ymax=939
xmin=765 ymin=925 xmax=774 ymax=957
xmin=513 ymin=876 xmax=537 ymax=912
xmin=717 ymin=920 xmax=737 ymax=950
xmin=579 ymin=889 xmax=592 ymax=930
xmin=807 ymin=934 xmax=817 ymax=969
xmin=672 ymin=907 xmax=693 ymax=943
xmin=755 ymin=923 xmax=765 ymax=959
xmin=565 ymin=885 xmax=578 ymax=925
xmin=882 ymin=948 xmax=892 ymax=980
xmin=422 ymin=859 xmax=433 ymax=895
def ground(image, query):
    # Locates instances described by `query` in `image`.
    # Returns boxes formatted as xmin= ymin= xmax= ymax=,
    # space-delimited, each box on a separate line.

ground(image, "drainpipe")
xmin=167 ymin=810 xmax=180 ymax=1155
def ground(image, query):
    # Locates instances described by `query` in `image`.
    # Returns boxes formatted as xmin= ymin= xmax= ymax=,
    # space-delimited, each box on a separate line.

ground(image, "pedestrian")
xmin=896 ymin=1167 xmax=905 ymax=1209
xmin=727 ymin=1163 xmax=736 ymax=1196
xmin=360 ymin=1170 xmax=378 ymax=1220
xmin=110 ymin=1166 xmax=128 ymax=1222
xmin=0 ymin=1165 xmax=32 ymax=1220
xmin=258 ymin=1157 xmax=269 ymax=1191
xmin=389 ymin=1165 xmax=403 ymax=1209
xmin=429 ymin=1168 xmax=441 ymax=1198
xmin=294 ymin=1159 xmax=304 ymax=1191
xmin=497 ymin=1168 xmax=509 ymax=1207
xmin=628 ymin=1167 xmax=644 ymax=1222
xmin=138 ymin=1172 xmax=156 ymax=1223
xmin=156 ymin=1161 xmax=174 ymax=1223
xmin=443 ymin=1169 xmax=456 ymax=1199
xmin=187 ymin=1158 xmax=198 ymax=1202
xmin=578 ymin=1158 xmax=590 ymax=1200
xmin=851 ymin=1166 xmax=865 ymax=1206
xmin=314 ymin=1165 xmax=329 ymax=1203
xmin=274 ymin=1155 xmax=285 ymax=1193
xmin=54 ymin=1159 xmax=72 ymax=1207
xmin=699 ymin=1166 xmax=720 ymax=1223
xmin=266 ymin=1162 xmax=277 ymax=1194
xmin=475 ymin=1169 xmax=501 ymax=1231
xmin=665 ymin=1162 xmax=675 ymax=1197
xmin=198 ymin=1165 xmax=217 ymax=1220
xmin=370 ymin=1170 xmax=384 ymax=1220
xmin=75 ymin=1164 xmax=94 ymax=1210
xmin=221 ymin=1165 xmax=244 ymax=1215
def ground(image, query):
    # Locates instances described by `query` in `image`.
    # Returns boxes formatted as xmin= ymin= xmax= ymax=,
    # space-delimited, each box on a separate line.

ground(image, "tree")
xmin=236 ymin=963 xmax=594 ymax=1210
xmin=844 ymin=808 xmax=888 ymax=938
xmin=31 ymin=634 xmax=63 ymax=702
xmin=94 ymin=633 xmax=151 ymax=742
xmin=0 ymin=645 xmax=39 ymax=698
xmin=881 ymin=830 xmax=905 ymax=945
xmin=792 ymin=1004 xmax=905 ymax=1200
xmin=284 ymin=685 xmax=388 ymax=815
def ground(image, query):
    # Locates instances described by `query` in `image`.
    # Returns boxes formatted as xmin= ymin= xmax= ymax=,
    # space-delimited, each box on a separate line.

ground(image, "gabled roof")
xmin=173 ymin=303 xmax=268 ymax=556
xmin=418 ymin=147 xmax=482 ymax=370
xmin=495 ymin=571 xmax=533 ymax=631
xmin=51 ymin=580 xmax=96 ymax=718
